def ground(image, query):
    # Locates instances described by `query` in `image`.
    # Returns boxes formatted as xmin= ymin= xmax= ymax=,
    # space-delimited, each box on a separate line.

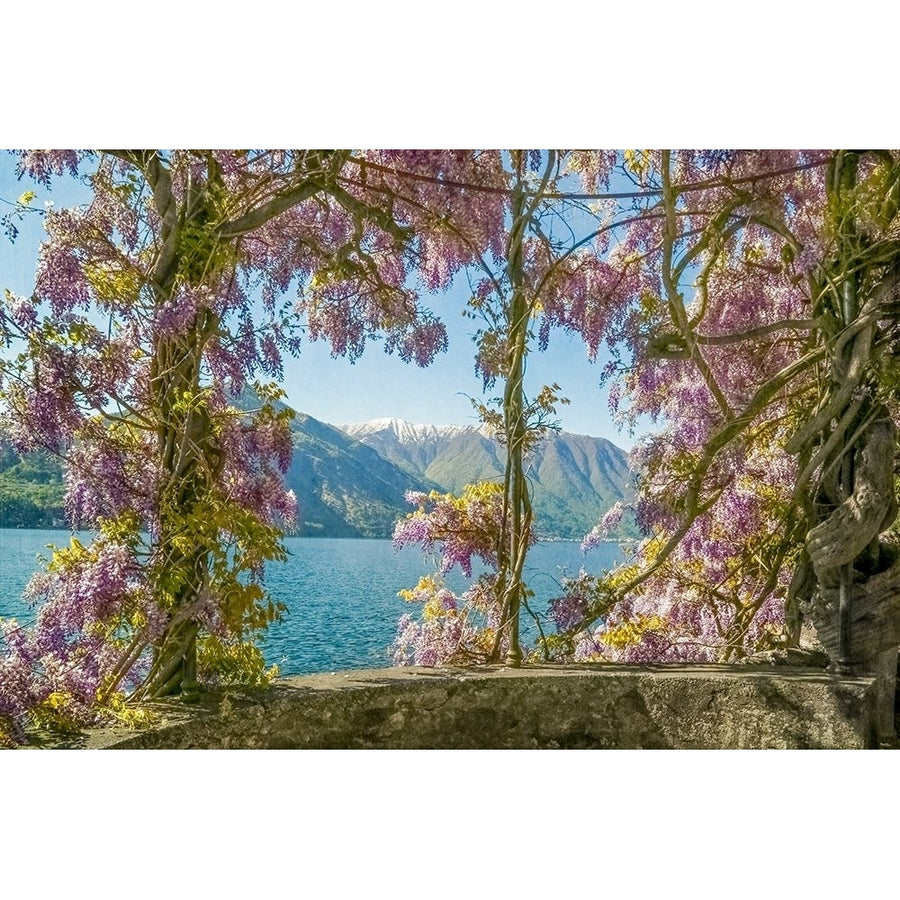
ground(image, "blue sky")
xmin=281 ymin=276 xmax=630 ymax=441
xmin=0 ymin=155 xmax=639 ymax=448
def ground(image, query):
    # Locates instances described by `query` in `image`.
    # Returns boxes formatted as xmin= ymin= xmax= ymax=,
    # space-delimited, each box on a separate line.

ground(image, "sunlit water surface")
xmin=0 ymin=531 xmax=621 ymax=675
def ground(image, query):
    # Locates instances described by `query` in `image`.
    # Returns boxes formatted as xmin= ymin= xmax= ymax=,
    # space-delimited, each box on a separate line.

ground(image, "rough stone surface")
xmin=84 ymin=664 xmax=882 ymax=750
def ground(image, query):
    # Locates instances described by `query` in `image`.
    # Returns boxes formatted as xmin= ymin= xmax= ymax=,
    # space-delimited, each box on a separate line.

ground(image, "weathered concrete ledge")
xmin=87 ymin=664 xmax=883 ymax=749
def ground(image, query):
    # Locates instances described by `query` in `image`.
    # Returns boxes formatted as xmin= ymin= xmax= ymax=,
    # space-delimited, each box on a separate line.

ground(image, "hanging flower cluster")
xmin=1 ymin=149 xmax=507 ymax=741
xmin=391 ymin=482 xmax=530 ymax=666
xmin=548 ymin=149 xmax=900 ymax=664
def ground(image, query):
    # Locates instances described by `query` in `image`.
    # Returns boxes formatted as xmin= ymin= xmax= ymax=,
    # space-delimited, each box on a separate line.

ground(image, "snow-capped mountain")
xmin=336 ymin=417 xmax=635 ymax=539
xmin=340 ymin=417 xmax=478 ymax=444
xmin=338 ymin=418 xmax=486 ymax=474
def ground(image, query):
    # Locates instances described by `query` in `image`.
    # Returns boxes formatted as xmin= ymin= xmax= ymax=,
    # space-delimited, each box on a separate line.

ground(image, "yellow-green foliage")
xmin=398 ymin=574 xmax=455 ymax=622
xmin=29 ymin=691 xmax=86 ymax=735
xmin=197 ymin=635 xmax=279 ymax=687
xmin=600 ymin=614 xmax=668 ymax=650
xmin=407 ymin=481 xmax=504 ymax=514
xmin=84 ymin=260 xmax=143 ymax=306
xmin=104 ymin=693 xmax=159 ymax=730
xmin=623 ymin=149 xmax=653 ymax=182
xmin=46 ymin=534 xmax=91 ymax=573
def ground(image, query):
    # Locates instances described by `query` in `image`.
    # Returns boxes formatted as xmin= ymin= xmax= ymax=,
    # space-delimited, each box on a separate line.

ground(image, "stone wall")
xmin=90 ymin=664 xmax=883 ymax=750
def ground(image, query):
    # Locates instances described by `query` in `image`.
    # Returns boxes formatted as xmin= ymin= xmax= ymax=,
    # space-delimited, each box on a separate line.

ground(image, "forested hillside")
xmin=0 ymin=443 xmax=66 ymax=528
xmin=340 ymin=418 xmax=635 ymax=538
xmin=0 ymin=413 xmax=634 ymax=539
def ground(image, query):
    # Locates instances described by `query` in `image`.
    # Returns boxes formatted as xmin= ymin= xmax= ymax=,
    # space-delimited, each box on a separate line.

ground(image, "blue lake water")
xmin=0 ymin=530 xmax=621 ymax=674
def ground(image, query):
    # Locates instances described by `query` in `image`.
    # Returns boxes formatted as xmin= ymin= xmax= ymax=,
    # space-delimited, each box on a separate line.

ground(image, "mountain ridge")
xmin=334 ymin=417 xmax=634 ymax=539
xmin=0 ymin=411 xmax=635 ymax=540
